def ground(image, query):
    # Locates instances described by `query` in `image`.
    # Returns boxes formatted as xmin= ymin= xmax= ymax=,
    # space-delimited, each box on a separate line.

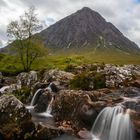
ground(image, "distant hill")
xmin=39 ymin=7 xmax=140 ymax=54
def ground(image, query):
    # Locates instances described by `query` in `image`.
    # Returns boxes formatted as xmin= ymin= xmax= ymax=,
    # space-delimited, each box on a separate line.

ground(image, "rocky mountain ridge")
xmin=39 ymin=7 xmax=140 ymax=54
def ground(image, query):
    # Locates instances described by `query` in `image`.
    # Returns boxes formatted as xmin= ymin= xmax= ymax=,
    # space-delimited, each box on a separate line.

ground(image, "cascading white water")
xmin=38 ymin=96 xmax=54 ymax=117
xmin=46 ymin=96 xmax=54 ymax=114
xmin=91 ymin=106 xmax=135 ymax=140
xmin=109 ymin=109 xmax=134 ymax=140
xmin=30 ymin=89 xmax=43 ymax=106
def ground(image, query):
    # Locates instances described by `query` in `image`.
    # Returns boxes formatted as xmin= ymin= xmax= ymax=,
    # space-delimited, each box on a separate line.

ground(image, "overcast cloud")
xmin=0 ymin=0 xmax=140 ymax=47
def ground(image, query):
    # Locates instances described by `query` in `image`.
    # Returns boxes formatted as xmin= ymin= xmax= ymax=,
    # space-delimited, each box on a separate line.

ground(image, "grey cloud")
xmin=0 ymin=0 xmax=7 ymax=7
xmin=0 ymin=40 xmax=2 ymax=47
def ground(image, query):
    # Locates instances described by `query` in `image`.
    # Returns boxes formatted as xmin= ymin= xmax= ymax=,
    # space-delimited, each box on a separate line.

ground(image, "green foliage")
xmin=7 ymin=7 xmax=45 ymax=72
xmin=70 ymin=72 xmax=92 ymax=90
xmin=93 ymin=72 xmax=106 ymax=89
xmin=64 ymin=64 xmax=77 ymax=72
xmin=13 ymin=87 xmax=31 ymax=103
xmin=89 ymin=65 xmax=98 ymax=71
xmin=0 ymin=46 xmax=140 ymax=75
xmin=70 ymin=72 xmax=106 ymax=90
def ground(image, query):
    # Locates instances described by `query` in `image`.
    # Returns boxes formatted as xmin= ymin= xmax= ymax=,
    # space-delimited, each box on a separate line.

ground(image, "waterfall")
xmin=30 ymin=89 xmax=43 ymax=106
xmin=91 ymin=106 xmax=135 ymax=140
xmin=0 ymin=86 xmax=10 ymax=94
xmin=46 ymin=96 xmax=54 ymax=114
xmin=109 ymin=109 xmax=134 ymax=140
xmin=37 ymin=96 xmax=54 ymax=118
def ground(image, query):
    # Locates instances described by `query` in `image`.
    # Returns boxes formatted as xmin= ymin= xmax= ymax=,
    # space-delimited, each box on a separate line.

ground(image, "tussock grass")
xmin=0 ymin=48 xmax=140 ymax=75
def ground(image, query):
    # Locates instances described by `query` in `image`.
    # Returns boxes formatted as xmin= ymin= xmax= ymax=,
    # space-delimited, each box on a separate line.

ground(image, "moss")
xmin=70 ymin=72 xmax=106 ymax=90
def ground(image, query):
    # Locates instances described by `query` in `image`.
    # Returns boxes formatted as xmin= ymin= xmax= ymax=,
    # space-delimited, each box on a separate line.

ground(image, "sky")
xmin=0 ymin=0 xmax=140 ymax=47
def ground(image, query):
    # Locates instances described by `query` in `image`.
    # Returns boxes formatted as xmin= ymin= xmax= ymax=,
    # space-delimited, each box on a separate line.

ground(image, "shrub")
xmin=70 ymin=72 xmax=106 ymax=90
xmin=64 ymin=64 xmax=77 ymax=72
xmin=93 ymin=72 xmax=106 ymax=89
xmin=70 ymin=72 xmax=93 ymax=90
xmin=13 ymin=87 xmax=31 ymax=103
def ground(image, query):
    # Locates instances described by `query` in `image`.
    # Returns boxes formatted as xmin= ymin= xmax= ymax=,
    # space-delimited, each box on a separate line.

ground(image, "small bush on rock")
xmin=70 ymin=72 xmax=106 ymax=90
xmin=64 ymin=64 xmax=77 ymax=72
xmin=93 ymin=72 xmax=106 ymax=89
xmin=13 ymin=87 xmax=31 ymax=103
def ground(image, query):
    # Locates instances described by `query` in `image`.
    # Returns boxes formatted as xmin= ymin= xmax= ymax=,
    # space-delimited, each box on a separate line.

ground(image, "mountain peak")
xmin=40 ymin=7 xmax=140 ymax=54
xmin=77 ymin=7 xmax=99 ymax=16
xmin=80 ymin=7 xmax=92 ymax=11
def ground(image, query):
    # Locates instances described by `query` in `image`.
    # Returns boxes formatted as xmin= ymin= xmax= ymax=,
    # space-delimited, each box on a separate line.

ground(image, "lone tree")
xmin=7 ymin=6 xmax=46 ymax=71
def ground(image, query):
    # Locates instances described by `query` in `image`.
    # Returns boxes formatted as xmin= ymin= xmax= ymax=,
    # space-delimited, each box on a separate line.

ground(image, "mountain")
xmin=39 ymin=7 xmax=140 ymax=54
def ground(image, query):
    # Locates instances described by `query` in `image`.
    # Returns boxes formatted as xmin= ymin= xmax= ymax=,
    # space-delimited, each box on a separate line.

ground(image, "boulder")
xmin=0 ymin=94 xmax=35 ymax=139
xmin=34 ymin=91 xmax=53 ymax=113
xmin=129 ymin=110 xmax=140 ymax=136
xmin=52 ymin=90 xmax=107 ymax=131
xmin=129 ymin=80 xmax=140 ymax=88
xmin=122 ymin=87 xmax=140 ymax=97
xmin=35 ymin=124 xmax=64 ymax=140
xmin=0 ymin=84 xmax=21 ymax=94
xmin=17 ymin=71 xmax=38 ymax=87
xmin=43 ymin=69 xmax=74 ymax=88
xmin=32 ymin=82 xmax=48 ymax=94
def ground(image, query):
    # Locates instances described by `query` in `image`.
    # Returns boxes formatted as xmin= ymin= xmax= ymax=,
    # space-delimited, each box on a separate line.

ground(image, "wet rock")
xmin=52 ymin=90 xmax=107 ymax=130
xmin=35 ymin=124 xmax=64 ymax=140
xmin=43 ymin=69 xmax=74 ymax=88
xmin=0 ymin=72 xmax=3 ymax=88
xmin=32 ymin=82 xmax=48 ymax=94
xmin=98 ymin=90 xmax=123 ymax=106
xmin=0 ymin=94 xmax=35 ymax=139
xmin=1 ymin=76 xmax=17 ymax=85
xmin=0 ymin=95 xmax=31 ymax=123
xmin=46 ymin=82 xmax=60 ymax=93
xmin=0 ymin=86 xmax=10 ymax=94
xmin=34 ymin=91 xmax=53 ymax=113
xmin=122 ymin=87 xmax=140 ymax=97
xmin=129 ymin=80 xmax=140 ymax=88
xmin=0 ymin=84 xmax=21 ymax=94
xmin=78 ymin=130 xmax=92 ymax=139
xmin=130 ymin=110 xmax=140 ymax=135
xmin=122 ymin=99 xmax=140 ymax=114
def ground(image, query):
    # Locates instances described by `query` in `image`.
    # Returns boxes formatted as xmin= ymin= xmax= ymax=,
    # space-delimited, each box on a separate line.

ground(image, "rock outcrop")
xmin=43 ymin=69 xmax=74 ymax=89
xmin=17 ymin=71 xmax=38 ymax=87
xmin=52 ymin=90 xmax=107 ymax=131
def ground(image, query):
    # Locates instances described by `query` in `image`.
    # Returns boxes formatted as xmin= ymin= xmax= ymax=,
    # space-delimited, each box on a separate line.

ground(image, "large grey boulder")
xmin=17 ymin=71 xmax=38 ymax=87
xmin=0 ymin=95 xmax=35 ymax=139
xmin=43 ymin=69 xmax=74 ymax=88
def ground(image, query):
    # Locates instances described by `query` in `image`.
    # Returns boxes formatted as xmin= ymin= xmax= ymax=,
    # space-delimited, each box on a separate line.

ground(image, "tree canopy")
xmin=7 ymin=6 xmax=47 ymax=71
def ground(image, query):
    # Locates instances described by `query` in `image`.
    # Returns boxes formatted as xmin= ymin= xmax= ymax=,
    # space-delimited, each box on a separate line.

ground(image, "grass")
xmin=0 ymin=47 xmax=140 ymax=75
